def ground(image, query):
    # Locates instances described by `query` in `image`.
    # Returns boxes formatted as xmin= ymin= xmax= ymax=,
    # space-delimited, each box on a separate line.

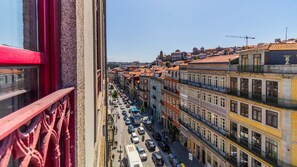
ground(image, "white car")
xmin=120 ymin=106 xmax=125 ymax=110
xmin=130 ymin=132 xmax=139 ymax=144
xmin=136 ymin=146 xmax=147 ymax=161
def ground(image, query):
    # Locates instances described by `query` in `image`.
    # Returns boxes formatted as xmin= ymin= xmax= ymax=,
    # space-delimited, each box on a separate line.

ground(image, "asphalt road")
xmin=110 ymin=86 xmax=172 ymax=167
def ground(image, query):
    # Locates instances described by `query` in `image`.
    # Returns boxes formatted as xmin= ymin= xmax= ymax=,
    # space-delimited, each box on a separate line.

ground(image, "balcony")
xmin=179 ymin=79 xmax=227 ymax=93
xmin=179 ymin=120 xmax=227 ymax=159
xmin=227 ymin=89 xmax=297 ymax=109
xmin=237 ymin=65 xmax=264 ymax=73
xmin=0 ymin=88 xmax=75 ymax=166
xmin=163 ymin=86 xmax=179 ymax=95
xmin=230 ymin=64 xmax=297 ymax=74
xmin=226 ymin=132 xmax=290 ymax=167
xmin=153 ymin=95 xmax=156 ymax=99
xmin=153 ymin=86 xmax=156 ymax=90
xmin=179 ymin=105 xmax=226 ymax=136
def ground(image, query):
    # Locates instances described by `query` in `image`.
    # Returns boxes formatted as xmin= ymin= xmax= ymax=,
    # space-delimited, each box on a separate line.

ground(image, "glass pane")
xmin=0 ymin=67 xmax=39 ymax=118
xmin=0 ymin=0 xmax=38 ymax=51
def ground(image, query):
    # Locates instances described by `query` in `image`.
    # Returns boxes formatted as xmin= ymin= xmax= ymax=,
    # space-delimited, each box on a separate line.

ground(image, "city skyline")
xmin=107 ymin=0 xmax=297 ymax=62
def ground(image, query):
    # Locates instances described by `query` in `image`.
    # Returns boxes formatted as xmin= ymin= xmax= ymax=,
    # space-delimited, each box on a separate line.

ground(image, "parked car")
xmin=130 ymin=132 xmax=139 ymax=144
xmin=152 ymin=132 xmax=162 ymax=141
xmin=145 ymin=139 xmax=156 ymax=151
xmin=137 ymin=127 xmax=145 ymax=135
xmin=128 ymin=125 xmax=135 ymax=133
xmin=124 ymin=115 xmax=128 ymax=120
xmin=122 ymin=110 xmax=127 ymax=115
xmin=168 ymin=153 xmax=176 ymax=164
xmin=152 ymin=152 xmax=164 ymax=166
xmin=120 ymin=106 xmax=125 ymax=110
xmin=125 ymin=119 xmax=131 ymax=125
xmin=126 ymin=105 xmax=130 ymax=108
xmin=136 ymin=146 xmax=147 ymax=161
xmin=158 ymin=141 xmax=170 ymax=152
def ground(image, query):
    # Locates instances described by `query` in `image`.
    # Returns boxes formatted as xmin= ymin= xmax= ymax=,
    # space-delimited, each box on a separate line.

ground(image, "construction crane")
xmin=226 ymin=35 xmax=255 ymax=46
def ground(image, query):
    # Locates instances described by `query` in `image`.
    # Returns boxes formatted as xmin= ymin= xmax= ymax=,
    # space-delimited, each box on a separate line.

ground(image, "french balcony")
xmin=152 ymin=86 xmax=156 ymax=90
xmin=237 ymin=65 xmax=264 ymax=73
xmin=179 ymin=105 xmax=226 ymax=136
xmin=179 ymin=79 xmax=227 ymax=93
xmin=179 ymin=120 xmax=227 ymax=159
xmin=0 ymin=88 xmax=75 ymax=166
xmin=227 ymin=89 xmax=297 ymax=109
xmin=226 ymin=132 xmax=290 ymax=167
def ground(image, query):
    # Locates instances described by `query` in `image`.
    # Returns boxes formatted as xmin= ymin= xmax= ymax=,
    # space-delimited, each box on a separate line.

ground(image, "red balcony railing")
xmin=0 ymin=87 xmax=75 ymax=167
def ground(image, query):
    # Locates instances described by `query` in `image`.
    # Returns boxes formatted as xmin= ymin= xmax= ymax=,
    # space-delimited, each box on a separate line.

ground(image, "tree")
xmin=112 ymin=91 xmax=118 ymax=99
xmin=140 ymin=103 xmax=145 ymax=113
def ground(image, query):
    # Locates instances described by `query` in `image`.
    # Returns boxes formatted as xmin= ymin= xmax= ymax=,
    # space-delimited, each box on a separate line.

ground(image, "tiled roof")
xmin=269 ymin=43 xmax=297 ymax=50
xmin=190 ymin=54 xmax=239 ymax=64
xmin=167 ymin=66 xmax=179 ymax=71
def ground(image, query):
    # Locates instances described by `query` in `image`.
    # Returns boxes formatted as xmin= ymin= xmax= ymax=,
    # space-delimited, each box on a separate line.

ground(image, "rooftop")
xmin=190 ymin=54 xmax=239 ymax=64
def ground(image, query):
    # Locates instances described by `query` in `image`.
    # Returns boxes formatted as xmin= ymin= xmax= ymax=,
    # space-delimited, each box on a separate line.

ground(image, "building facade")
xmin=226 ymin=43 xmax=297 ymax=167
xmin=0 ymin=0 xmax=107 ymax=167
xmin=161 ymin=66 xmax=180 ymax=138
xmin=149 ymin=74 xmax=163 ymax=123
xmin=179 ymin=55 xmax=238 ymax=167
xmin=139 ymin=75 xmax=150 ymax=107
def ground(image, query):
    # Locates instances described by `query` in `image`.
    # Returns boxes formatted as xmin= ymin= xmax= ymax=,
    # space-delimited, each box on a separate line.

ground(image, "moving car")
xmin=130 ymin=132 xmax=139 ymax=144
xmin=158 ymin=141 xmax=170 ymax=152
xmin=125 ymin=119 xmax=131 ymax=125
xmin=137 ymin=127 xmax=145 ymax=135
xmin=152 ymin=152 xmax=164 ymax=166
xmin=136 ymin=146 xmax=147 ymax=161
xmin=145 ymin=139 xmax=156 ymax=151
xmin=128 ymin=125 xmax=135 ymax=133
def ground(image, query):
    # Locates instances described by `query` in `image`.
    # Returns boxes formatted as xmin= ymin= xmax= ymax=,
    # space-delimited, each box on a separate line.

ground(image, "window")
xmin=252 ymin=106 xmax=262 ymax=122
xmin=240 ymin=126 xmax=249 ymax=146
xmin=220 ymin=77 xmax=225 ymax=88
xmin=196 ymin=123 xmax=200 ymax=132
xmin=202 ymin=127 xmax=206 ymax=138
xmin=196 ymin=106 xmax=200 ymax=115
xmin=214 ymin=96 xmax=218 ymax=105
xmin=266 ymin=110 xmax=278 ymax=128
xmin=252 ymin=158 xmax=262 ymax=167
xmin=220 ymin=139 xmax=225 ymax=152
xmin=220 ymin=98 xmax=225 ymax=107
xmin=266 ymin=137 xmax=278 ymax=161
xmin=207 ymin=130 xmax=211 ymax=141
xmin=202 ymin=93 xmax=206 ymax=101
xmin=214 ymin=134 xmax=218 ymax=147
xmin=207 ymin=154 xmax=211 ymax=165
xmin=207 ymin=76 xmax=212 ymax=86
xmin=252 ymin=79 xmax=262 ymax=100
xmin=202 ymin=110 xmax=206 ymax=119
xmin=266 ymin=81 xmax=278 ymax=103
xmin=207 ymin=94 xmax=212 ymax=103
xmin=240 ymin=103 xmax=249 ymax=117
xmin=240 ymin=151 xmax=248 ymax=167
xmin=202 ymin=75 xmax=206 ymax=84
xmin=230 ymin=100 xmax=238 ymax=113
xmin=230 ymin=77 xmax=238 ymax=94
xmin=214 ymin=115 xmax=218 ymax=126
xmin=252 ymin=131 xmax=261 ymax=153
xmin=197 ymin=91 xmax=200 ymax=99
xmin=214 ymin=77 xmax=218 ymax=88
xmin=230 ymin=145 xmax=237 ymax=162
xmin=240 ymin=78 xmax=249 ymax=97
xmin=220 ymin=118 xmax=226 ymax=130
xmin=207 ymin=112 xmax=211 ymax=122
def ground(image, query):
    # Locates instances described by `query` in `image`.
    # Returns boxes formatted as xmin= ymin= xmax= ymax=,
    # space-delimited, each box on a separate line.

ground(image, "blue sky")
xmin=107 ymin=0 xmax=297 ymax=62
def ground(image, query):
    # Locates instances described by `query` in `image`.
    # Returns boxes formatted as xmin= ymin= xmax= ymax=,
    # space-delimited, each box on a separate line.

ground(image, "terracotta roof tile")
xmin=191 ymin=54 xmax=239 ymax=64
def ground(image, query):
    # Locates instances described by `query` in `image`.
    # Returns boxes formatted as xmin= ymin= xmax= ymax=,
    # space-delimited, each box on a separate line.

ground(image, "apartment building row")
xmin=176 ymin=43 xmax=297 ymax=167
xmin=110 ymin=42 xmax=297 ymax=167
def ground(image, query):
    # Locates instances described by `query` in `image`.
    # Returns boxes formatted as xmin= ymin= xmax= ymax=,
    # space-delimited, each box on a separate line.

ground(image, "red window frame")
xmin=0 ymin=0 xmax=60 ymax=97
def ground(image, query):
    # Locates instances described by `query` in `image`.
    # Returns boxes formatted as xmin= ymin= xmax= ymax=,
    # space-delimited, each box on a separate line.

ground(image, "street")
xmin=109 ymin=85 xmax=171 ymax=167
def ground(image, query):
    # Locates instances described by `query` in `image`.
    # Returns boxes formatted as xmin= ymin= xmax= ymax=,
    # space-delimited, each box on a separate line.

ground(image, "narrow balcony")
xmin=237 ymin=65 xmax=264 ymax=73
xmin=226 ymin=132 xmax=290 ymax=167
xmin=179 ymin=105 xmax=226 ymax=136
xmin=227 ymin=89 xmax=297 ymax=109
xmin=163 ymin=86 xmax=179 ymax=95
xmin=179 ymin=79 xmax=227 ymax=93
xmin=0 ymin=88 xmax=75 ymax=166
xmin=179 ymin=119 xmax=227 ymax=159
xmin=230 ymin=64 xmax=297 ymax=74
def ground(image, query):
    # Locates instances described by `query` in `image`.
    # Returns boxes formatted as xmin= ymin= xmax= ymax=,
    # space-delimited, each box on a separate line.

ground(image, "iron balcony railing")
xmin=179 ymin=120 xmax=227 ymax=159
xmin=227 ymin=89 xmax=297 ymax=109
xmin=0 ymin=88 xmax=75 ymax=166
xmin=226 ymin=132 xmax=292 ymax=167
xmin=179 ymin=105 xmax=226 ymax=136
xmin=179 ymin=79 xmax=227 ymax=93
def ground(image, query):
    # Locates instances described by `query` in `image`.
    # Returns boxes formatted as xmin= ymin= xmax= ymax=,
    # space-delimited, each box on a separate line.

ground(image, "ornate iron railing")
xmin=0 ymin=87 xmax=75 ymax=167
